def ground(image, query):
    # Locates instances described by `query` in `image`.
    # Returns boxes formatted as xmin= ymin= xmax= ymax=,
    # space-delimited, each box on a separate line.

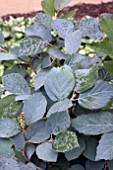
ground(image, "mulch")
xmin=1 ymin=1 xmax=113 ymax=20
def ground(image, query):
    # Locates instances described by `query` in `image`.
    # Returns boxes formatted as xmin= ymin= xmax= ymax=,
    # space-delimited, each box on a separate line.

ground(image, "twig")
xmin=28 ymin=59 xmax=37 ymax=74
xmin=0 ymin=47 xmax=9 ymax=53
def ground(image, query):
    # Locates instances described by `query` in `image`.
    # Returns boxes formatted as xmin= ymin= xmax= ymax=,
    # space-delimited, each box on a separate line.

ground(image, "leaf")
xmin=75 ymin=65 xmax=98 ymax=93
xmin=34 ymin=68 xmax=51 ymax=90
xmin=47 ymin=98 xmax=72 ymax=117
xmin=11 ymin=133 xmax=25 ymax=151
xmin=72 ymin=111 xmax=113 ymax=135
xmin=0 ymin=158 xmax=20 ymax=170
xmin=76 ymin=17 xmax=104 ymax=39
xmin=25 ymin=119 xmax=46 ymax=139
xmin=55 ymin=154 xmax=70 ymax=169
xmin=26 ymin=144 xmax=36 ymax=160
xmin=47 ymin=166 xmax=59 ymax=170
xmin=0 ymin=118 xmax=20 ymax=138
xmin=0 ymin=139 xmax=14 ymax=158
xmin=54 ymin=0 xmax=72 ymax=11
xmin=0 ymin=52 xmax=17 ymax=61
xmin=25 ymin=23 xmax=52 ymax=42
xmin=65 ymin=53 xmax=101 ymax=70
xmin=45 ymin=111 xmax=71 ymax=135
xmin=35 ymin=13 xmax=52 ymax=30
xmin=51 ymin=19 xmax=74 ymax=39
xmin=65 ymin=30 xmax=82 ymax=55
xmin=15 ymin=94 xmax=30 ymax=101
xmin=4 ymin=64 xmax=27 ymax=77
xmin=0 ymin=32 xmax=4 ymax=44
xmin=99 ymin=67 xmax=113 ymax=81
xmin=14 ymin=150 xmax=25 ymax=163
xmin=53 ymin=130 xmax=79 ymax=152
xmin=41 ymin=54 xmax=51 ymax=68
xmin=0 ymin=95 xmax=22 ymax=118
xmin=96 ymin=132 xmax=113 ymax=160
xmin=60 ymin=9 xmax=77 ymax=19
xmin=23 ymin=92 xmax=47 ymax=125
xmin=36 ymin=142 xmax=58 ymax=162
xmin=21 ymin=163 xmax=36 ymax=170
xmin=108 ymin=160 xmax=113 ymax=170
xmin=89 ymin=38 xmax=113 ymax=58
xmin=100 ymin=18 xmax=113 ymax=41
xmin=83 ymin=137 xmax=98 ymax=161
xmin=30 ymin=126 xmax=50 ymax=144
xmin=19 ymin=36 xmax=48 ymax=57
xmin=86 ymin=160 xmax=104 ymax=170
xmin=104 ymin=60 xmax=113 ymax=76
xmin=68 ymin=165 xmax=85 ymax=170
xmin=65 ymin=135 xmax=85 ymax=161
xmin=78 ymin=80 xmax=113 ymax=110
xmin=2 ymin=73 xmax=30 ymax=95
xmin=48 ymin=48 xmax=69 ymax=60
xmin=44 ymin=65 xmax=75 ymax=101
xmin=41 ymin=0 xmax=55 ymax=17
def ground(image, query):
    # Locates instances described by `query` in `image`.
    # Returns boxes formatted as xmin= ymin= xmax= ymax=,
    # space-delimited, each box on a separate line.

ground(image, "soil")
xmin=1 ymin=1 xmax=113 ymax=21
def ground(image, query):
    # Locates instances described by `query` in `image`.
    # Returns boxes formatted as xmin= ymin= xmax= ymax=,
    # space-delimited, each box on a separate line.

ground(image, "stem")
xmin=28 ymin=59 xmax=37 ymax=74
xmin=0 ymin=47 xmax=9 ymax=53
xmin=104 ymin=161 xmax=108 ymax=170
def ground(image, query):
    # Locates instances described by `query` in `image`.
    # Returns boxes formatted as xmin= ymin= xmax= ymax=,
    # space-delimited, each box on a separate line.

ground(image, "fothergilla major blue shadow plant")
xmin=0 ymin=0 xmax=113 ymax=169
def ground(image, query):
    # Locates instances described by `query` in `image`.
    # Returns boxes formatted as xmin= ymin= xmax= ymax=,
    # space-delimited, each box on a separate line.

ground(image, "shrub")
xmin=0 ymin=0 xmax=113 ymax=169
xmin=0 ymin=17 xmax=33 ymax=48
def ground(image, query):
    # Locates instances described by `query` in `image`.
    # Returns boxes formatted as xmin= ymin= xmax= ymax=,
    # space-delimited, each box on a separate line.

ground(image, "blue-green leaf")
xmin=72 ymin=111 xmax=113 ymax=135
xmin=45 ymin=111 xmax=71 ymax=135
xmin=19 ymin=36 xmax=48 ymax=57
xmin=108 ymin=160 xmax=113 ymax=170
xmin=23 ymin=93 xmax=47 ymax=125
xmin=0 ymin=32 xmax=4 ymax=44
xmin=36 ymin=142 xmax=58 ymax=162
xmin=35 ymin=13 xmax=52 ymax=30
xmin=0 ymin=158 xmax=20 ymax=170
xmin=26 ymin=144 xmax=36 ymax=160
xmin=96 ymin=132 xmax=113 ymax=160
xmin=0 ymin=139 xmax=14 ymax=158
xmin=21 ymin=163 xmax=36 ymax=170
xmin=2 ymin=73 xmax=30 ymax=95
xmin=68 ymin=165 xmax=85 ymax=170
xmin=44 ymin=65 xmax=75 ymax=101
xmin=86 ymin=160 xmax=104 ymax=170
xmin=48 ymin=48 xmax=69 ymax=60
xmin=99 ymin=67 xmax=113 ymax=81
xmin=25 ymin=119 xmax=46 ymax=139
xmin=65 ymin=136 xmax=85 ymax=161
xmin=25 ymin=23 xmax=52 ymax=42
xmin=0 ymin=118 xmax=20 ymax=138
xmin=65 ymin=30 xmax=82 ymax=55
xmin=75 ymin=65 xmax=98 ymax=93
xmin=34 ymin=68 xmax=51 ymax=90
xmin=30 ymin=126 xmax=50 ymax=144
xmin=78 ymin=80 xmax=113 ymax=109
xmin=11 ymin=133 xmax=25 ymax=151
xmin=0 ymin=52 xmax=17 ymax=61
xmin=51 ymin=19 xmax=74 ymax=39
xmin=76 ymin=17 xmax=104 ymax=39
xmin=83 ymin=137 xmax=98 ymax=161
xmin=47 ymin=98 xmax=72 ymax=117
